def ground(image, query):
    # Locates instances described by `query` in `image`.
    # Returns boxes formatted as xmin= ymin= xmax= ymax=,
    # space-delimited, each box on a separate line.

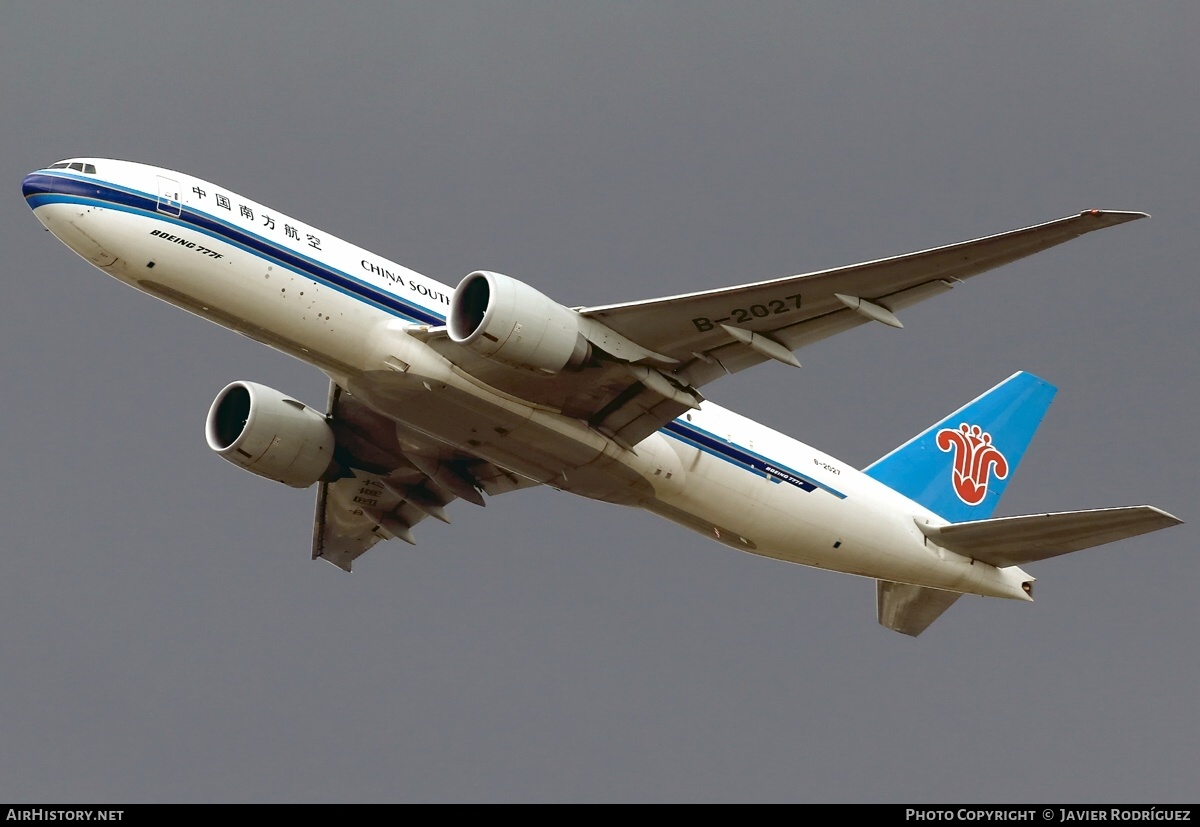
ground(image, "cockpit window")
xmin=47 ymin=161 xmax=96 ymax=173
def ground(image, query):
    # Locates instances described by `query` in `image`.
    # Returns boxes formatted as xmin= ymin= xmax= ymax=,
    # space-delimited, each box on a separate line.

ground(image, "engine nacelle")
xmin=448 ymin=270 xmax=590 ymax=374
xmin=205 ymin=381 xmax=336 ymax=489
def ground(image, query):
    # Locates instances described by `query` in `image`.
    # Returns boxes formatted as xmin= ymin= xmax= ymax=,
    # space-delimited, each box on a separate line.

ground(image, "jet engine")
xmin=448 ymin=270 xmax=591 ymax=374
xmin=205 ymin=381 xmax=336 ymax=488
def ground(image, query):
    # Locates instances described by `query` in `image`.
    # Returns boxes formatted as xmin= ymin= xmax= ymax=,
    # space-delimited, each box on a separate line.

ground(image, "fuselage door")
xmin=156 ymin=176 xmax=182 ymax=217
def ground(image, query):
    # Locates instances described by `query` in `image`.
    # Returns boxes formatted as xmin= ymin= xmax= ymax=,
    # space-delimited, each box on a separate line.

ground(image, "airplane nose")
xmin=22 ymin=171 xmax=54 ymax=202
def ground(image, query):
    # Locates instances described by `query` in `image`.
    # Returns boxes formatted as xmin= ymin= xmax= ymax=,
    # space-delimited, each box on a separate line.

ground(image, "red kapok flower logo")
xmin=936 ymin=423 xmax=1009 ymax=506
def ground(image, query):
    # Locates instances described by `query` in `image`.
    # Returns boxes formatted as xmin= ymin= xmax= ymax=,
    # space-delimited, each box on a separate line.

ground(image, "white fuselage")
xmin=24 ymin=158 xmax=1032 ymax=601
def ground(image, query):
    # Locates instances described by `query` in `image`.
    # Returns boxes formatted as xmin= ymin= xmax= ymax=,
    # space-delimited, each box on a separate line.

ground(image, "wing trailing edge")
xmin=310 ymin=381 xmax=538 ymax=571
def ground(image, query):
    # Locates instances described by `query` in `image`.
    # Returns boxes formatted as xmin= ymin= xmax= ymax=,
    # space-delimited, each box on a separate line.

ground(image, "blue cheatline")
xmin=22 ymin=171 xmax=445 ymax=326
xmin=663 ymin=419 xmax=846 ymax=498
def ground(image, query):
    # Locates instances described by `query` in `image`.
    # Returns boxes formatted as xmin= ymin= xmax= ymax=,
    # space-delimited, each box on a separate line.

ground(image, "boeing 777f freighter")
xmin=22 ymin=158 xmax=1181 ymax=635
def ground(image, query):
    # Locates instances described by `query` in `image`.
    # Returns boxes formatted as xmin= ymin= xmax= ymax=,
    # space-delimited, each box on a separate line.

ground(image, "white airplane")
xmin=22 ymin=158 xmax=1182 ymax=635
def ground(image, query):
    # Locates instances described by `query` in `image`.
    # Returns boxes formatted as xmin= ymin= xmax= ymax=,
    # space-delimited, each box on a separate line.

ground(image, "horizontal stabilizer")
xmin=876 ymin=580 xmax=962 ymax=637
xmin=918 ymin=506 xmax=1183 ymax=567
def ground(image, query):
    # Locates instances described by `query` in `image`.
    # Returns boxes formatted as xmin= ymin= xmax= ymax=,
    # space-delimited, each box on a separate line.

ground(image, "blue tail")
xmin=863 ymin=372 xmax=1057 ymax=522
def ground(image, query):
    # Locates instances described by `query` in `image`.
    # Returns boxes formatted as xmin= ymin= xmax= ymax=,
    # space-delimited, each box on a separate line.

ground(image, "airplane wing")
xmin=312 ymin=382 xmax=538 ymax=571
xmin=426 ymin=210 xmax=1146 ymax=448
xmin=582 ymin=210 xmax=1146 ymax=371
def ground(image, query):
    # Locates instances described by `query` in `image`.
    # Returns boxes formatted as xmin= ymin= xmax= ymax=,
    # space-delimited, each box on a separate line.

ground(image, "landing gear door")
xmin=156 ymin=176 xmax=182 ymax=217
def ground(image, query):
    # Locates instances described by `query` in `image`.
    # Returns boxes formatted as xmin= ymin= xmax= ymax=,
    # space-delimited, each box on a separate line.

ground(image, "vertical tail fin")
xmin=863 ymin=372 xmax=1056 ymax=522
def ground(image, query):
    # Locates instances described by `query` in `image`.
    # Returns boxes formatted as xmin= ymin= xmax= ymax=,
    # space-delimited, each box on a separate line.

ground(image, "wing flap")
xmin=919 ymin=506 xmax=1183 ymax=568
xmin=310 ymin=381 xmax=539 ymax=571
xmin=311 ymin=474 xmax=403 ymax=571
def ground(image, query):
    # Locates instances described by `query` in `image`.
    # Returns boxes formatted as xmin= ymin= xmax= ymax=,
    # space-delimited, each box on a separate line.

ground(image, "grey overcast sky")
xmin=2 ymin=2 xmax=1197 ymax=803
